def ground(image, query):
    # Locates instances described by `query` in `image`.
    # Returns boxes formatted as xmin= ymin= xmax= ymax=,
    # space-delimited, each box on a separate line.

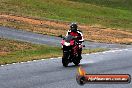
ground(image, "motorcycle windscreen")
xmin=65 ymin=35 xmax=74 ymax=42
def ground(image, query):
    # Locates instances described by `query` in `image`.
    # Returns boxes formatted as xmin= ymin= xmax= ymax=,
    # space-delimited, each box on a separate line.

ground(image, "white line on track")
xmin=0 ymin=48 xmax=131 ymax=67
xmin=81 ymin=48 xmax=132 ymax=65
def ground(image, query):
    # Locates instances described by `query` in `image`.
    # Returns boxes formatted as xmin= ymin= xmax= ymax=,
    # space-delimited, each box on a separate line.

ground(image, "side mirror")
xmin=58 ymin=35 xmax=65 ymax=39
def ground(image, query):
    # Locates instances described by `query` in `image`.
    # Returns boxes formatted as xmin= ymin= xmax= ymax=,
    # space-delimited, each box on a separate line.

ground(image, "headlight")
xmin=61 ymin=46 xmax=63 ymax=48
xmin=64 ymin=42 xmax=70 ymax=46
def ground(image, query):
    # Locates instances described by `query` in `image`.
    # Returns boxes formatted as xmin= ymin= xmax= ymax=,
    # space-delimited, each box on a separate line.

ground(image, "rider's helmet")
xmin=70 ymin=23 xmax=78 ymax=32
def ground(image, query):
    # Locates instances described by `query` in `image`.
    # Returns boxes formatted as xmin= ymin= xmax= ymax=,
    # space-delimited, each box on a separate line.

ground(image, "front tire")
xmin=62 ymin=52 xmax=69 ymax=67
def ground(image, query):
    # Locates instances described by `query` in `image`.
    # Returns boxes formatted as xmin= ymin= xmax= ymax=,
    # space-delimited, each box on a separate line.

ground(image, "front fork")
xmin=73 ymin=45 xmax=82 ymax=55
xmin=72 ymin=45 xmax=82 ymax=60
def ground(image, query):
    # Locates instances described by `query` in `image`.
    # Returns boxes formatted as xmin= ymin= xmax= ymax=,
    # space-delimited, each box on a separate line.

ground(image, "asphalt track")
xmin=0 ymin=26 xmax=131 ymax=49
xmin=0 ymin=26 xmax=132 ymax=88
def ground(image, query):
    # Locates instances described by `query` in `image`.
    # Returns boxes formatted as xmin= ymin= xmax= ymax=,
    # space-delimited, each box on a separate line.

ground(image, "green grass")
xmin=70 ymin=0 xmax=132 ymax=11
xmin=0 ymin=38 xmax=62 ymax=65
xmin=83 ymin=48 xmax=109 ymax=54
xmin=0 ymin=46 xmax=61 ymax=65
xmin=0 ymin=0 xmax=132 ymax=30
xmin=0 ymin=38 xmax=107 ymax=65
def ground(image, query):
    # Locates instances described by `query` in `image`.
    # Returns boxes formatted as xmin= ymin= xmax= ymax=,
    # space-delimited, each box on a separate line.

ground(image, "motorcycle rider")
xmin=66 ymin=23 xmax=84 ymax=59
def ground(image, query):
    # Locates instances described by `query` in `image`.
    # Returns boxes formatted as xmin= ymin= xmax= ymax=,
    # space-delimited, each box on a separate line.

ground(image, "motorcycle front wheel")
xmin=62 ymin=52 xmax=70 ymax=67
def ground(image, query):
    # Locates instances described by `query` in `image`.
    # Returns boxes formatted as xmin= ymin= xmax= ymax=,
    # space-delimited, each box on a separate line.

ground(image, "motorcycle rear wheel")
xmin=73 ymin=58 xmax=80 ymax=66
xmin=73 ymin=60 xmax=80 ymax=66
xmin=73 ymin=56 xmax=81 ymax=66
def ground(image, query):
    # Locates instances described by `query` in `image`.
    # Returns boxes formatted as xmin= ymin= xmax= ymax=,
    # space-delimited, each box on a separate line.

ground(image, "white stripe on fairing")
xmin=0 ymin=49 xmax=130 ymax=67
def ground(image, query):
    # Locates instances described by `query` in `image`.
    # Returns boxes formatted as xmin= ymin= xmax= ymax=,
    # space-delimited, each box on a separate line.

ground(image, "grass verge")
xmin=0 ymin=38 xmax=62 ymax=65
xmin=0 ymin=0 xmax=132 ymax=29
xmin=0 ymin=0 xmax=132 ymax=44
xmin=0 ymin=38 xmax=107 ymax=65
xmin=0 ymin=14 xmax=132 ymax=44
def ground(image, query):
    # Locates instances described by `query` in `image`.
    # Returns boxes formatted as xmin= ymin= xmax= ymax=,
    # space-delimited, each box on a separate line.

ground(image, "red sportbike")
xmin=61 ymin=35 xmax=84 ymax=67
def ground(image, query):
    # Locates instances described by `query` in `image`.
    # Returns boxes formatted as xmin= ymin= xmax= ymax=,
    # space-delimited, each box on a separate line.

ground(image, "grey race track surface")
xmin=0 ymin=26 xmax=132 ymax=88
xmin=0 ymin=26 xmax=131 ymax=49
xmin=0 ymin=48 xmax=132 ymax=88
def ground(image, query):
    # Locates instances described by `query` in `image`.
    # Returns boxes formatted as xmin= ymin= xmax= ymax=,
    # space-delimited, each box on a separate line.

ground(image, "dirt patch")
xmin=0 ymin=38 xmax=35 ymax=56
xmin=0 ymin=51 xmax=9 ymax=56
xmin=0 ymin=14 xmax=132 ymax=44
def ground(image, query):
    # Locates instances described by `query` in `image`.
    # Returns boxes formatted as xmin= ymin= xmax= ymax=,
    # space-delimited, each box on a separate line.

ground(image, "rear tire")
xmin=73 ymin=55 xmax=82 ymax=66
xmin=73 ymin=60 xmax=80 ymax=66
xmin=73 ymin=58 xmax=80 ymax=66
